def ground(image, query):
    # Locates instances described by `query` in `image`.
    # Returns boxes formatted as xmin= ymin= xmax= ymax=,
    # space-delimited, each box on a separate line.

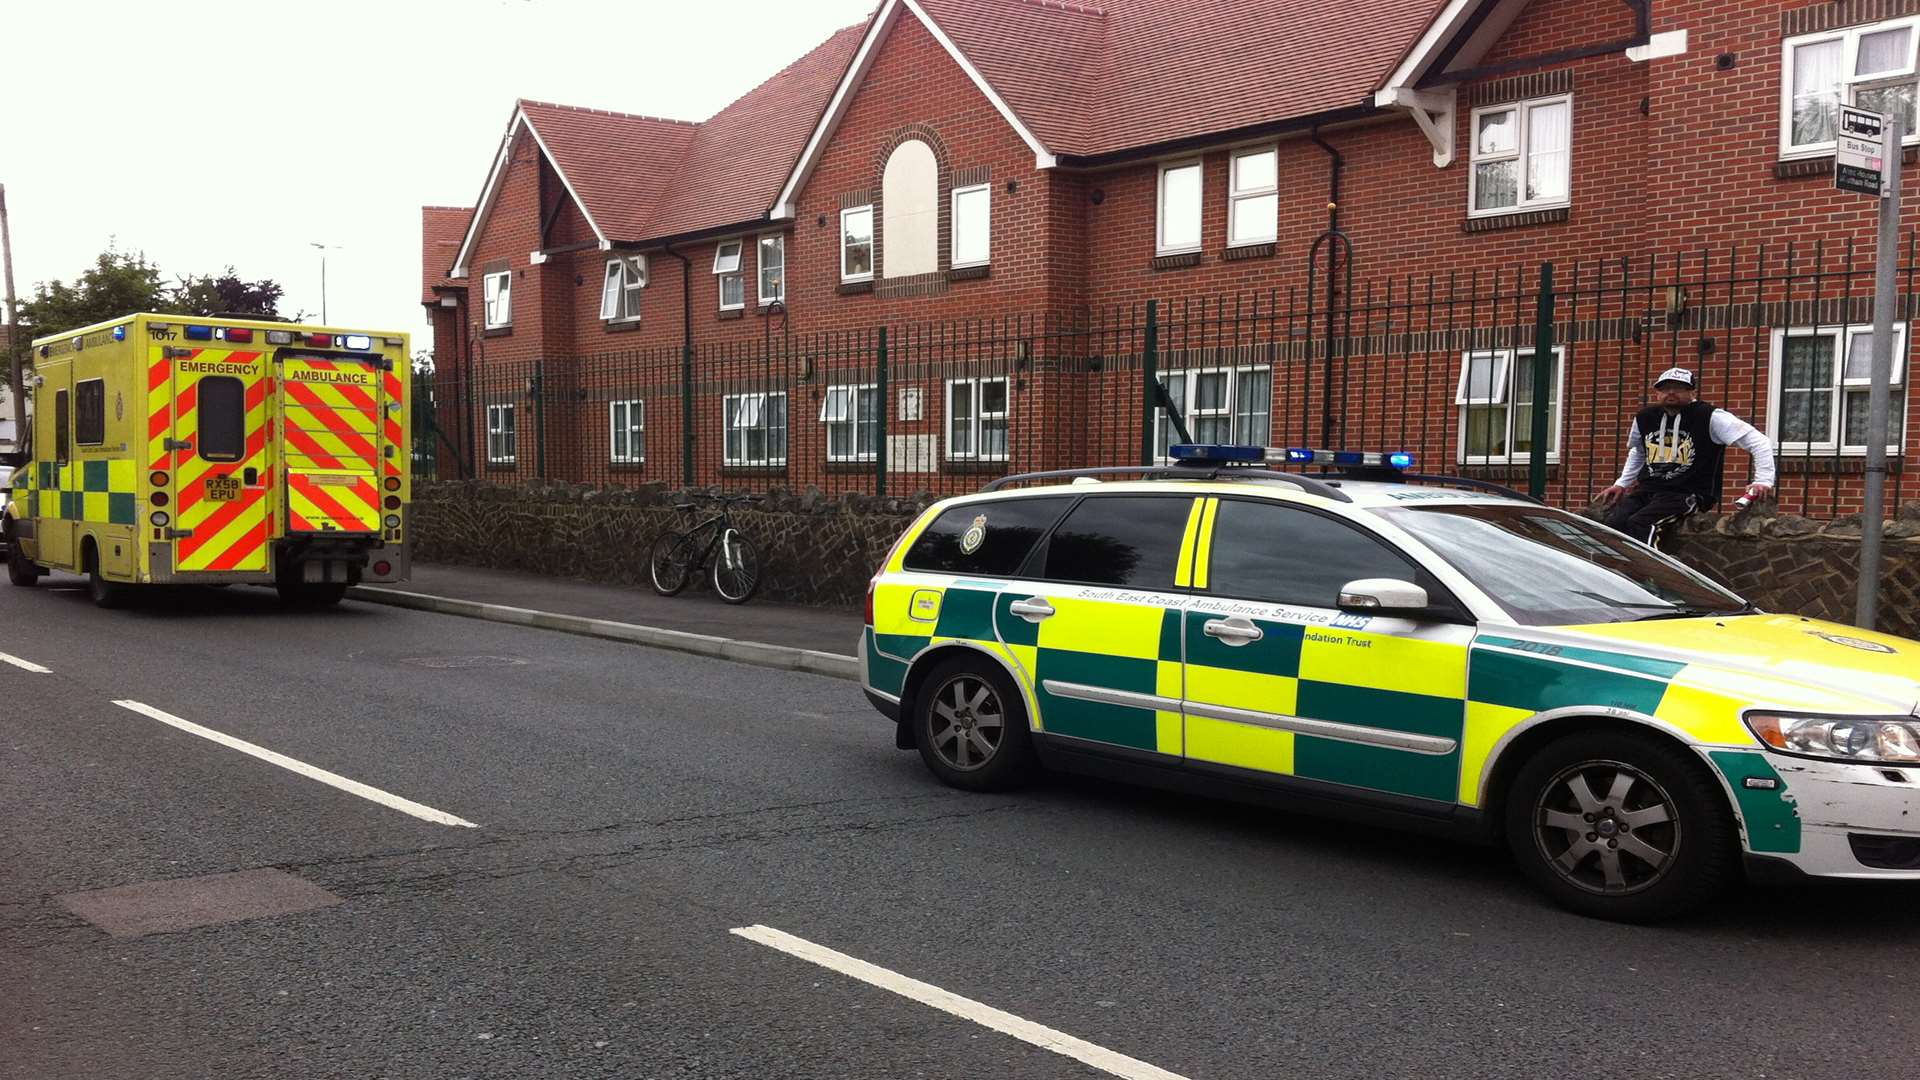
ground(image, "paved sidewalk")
xmin=358 ymin=563 xmax=866 ymax=657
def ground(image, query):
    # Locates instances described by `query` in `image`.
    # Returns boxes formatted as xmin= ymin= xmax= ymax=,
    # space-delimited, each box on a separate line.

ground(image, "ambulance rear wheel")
xmin=913 ymin=657 xmax=1035 ymax=793
xmin=87 ymin=567 xmax=127 ymax=609
xmin=1505 ymin=730 xmax=1737 ymax=924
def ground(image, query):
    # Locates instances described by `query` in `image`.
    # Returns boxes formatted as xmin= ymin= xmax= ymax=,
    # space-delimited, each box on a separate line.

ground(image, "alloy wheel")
xmin=1533 ymin=759 xmax=1682 ymax=896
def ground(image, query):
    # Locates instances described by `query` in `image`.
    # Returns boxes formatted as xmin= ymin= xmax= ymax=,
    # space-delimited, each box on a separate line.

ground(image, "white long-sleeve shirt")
xmin=1615 ymin=408 xmax=1777 ymax=489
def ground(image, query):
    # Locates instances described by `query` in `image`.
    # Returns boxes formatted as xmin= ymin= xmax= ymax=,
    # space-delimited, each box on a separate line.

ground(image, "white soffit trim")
xmin=771 ymin=0 xmax=1055 ymax=220
xmin=1627 ymin=29 xmax=1687 ymax=63
xmin=449 ymin=110 xmax=609 ymax=277
xmin=1374 ymin=0 xmax=1532 ymax=103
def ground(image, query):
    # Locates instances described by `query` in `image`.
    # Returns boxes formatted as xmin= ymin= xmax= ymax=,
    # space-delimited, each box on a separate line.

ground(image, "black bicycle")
xmin=647 ymin=495 xmax=763 ymax=603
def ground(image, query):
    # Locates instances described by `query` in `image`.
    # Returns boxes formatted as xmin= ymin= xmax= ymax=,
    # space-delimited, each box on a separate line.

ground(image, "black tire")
xmin=710 ymin=528 xmax=760 ymax=604
xmin=5 ymin=518 xmax=42 ymax=587
xmin=1504 ymin=730 xmax=1738 ymax=923
xmin=648 ymin=531 xmax=694 ymax=597
xmin=7 ymin=547 xmax=42 ymax=587
xmin=88 ymin=566 xmax=127 ymax=609
xmin=912 ymin=657 xmax=1036 ymax=792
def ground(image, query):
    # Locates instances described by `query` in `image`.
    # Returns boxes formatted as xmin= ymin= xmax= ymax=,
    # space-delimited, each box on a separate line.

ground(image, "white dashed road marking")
xmin=112 ymin=700 xmax=478 ymax=828
xmin=731 ymin=924 xmax=1192 ymax=1080
xmin=0 ymin=651 xmax=52 ymax=673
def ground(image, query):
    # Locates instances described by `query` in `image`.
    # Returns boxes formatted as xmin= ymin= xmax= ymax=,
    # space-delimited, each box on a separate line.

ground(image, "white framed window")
xmin=758 ymin=234 xmax=785 ymax=305
xmin=610 ymin=399 xmax=645 ymax=464
xmin=1227 ymin=147 xmax=1278 ymax=247
xmin=598 ymin=255 xmax=646 ymax=322
xmin=1454 ymin=347 xmax=1565 ymax=463
xmin=713 ymin=241 xmax=744 ymax=312
xmin=1782 ymin=17 xmax=1920 ymax=157
xmin=1153 ymin=366 xmax=1272 ymax=460
xmin=723 ymin=392 xmax=788 ymax=467
xmin=952 ymin=183 xmax=991 ymax=268
xmin=483 ymin=270 xmax=512 ymax=328
xmin=486 ymin=403 xmax=516 ymax=463
xmin=820 ymin=384 xmax=880 ymax=462
xmin=1157 ymin=160 xmax=1203 ymax=255
xmin=841 ymin=206 xmax=874 ymax=282
xmin=946 ymin=377 xmax=1009 ymax=461
xmin=1469 ymin=95 xmax=1572 ymax=216
xmin=1767 ymin=325 xmax=1909 ymax=454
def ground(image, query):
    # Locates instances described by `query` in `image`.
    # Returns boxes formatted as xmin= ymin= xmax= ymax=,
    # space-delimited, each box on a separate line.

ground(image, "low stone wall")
xmin=409 ymin=480 xmax=1920 ymax=635
xmin=1667 ymin=503 xmax=1920 ymax=638
xmin=408 ymin=480 xmax=927 ymax=609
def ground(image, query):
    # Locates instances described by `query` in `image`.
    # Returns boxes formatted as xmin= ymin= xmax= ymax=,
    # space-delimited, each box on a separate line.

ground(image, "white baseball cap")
xmin=1653 ymin=367 xmax=1697 ymax=389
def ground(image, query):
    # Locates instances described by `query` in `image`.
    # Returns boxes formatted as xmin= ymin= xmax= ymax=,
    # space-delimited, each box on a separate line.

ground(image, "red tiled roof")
xmin=422 ymin=206 xmax=471 ymax=303
xmin=516 ymin=101 xmax=700 ymax=242
xmin=918 ymin=0 xmax=1449 ymax=157
xmin=646 ymin=24 xmax=866 ymax=240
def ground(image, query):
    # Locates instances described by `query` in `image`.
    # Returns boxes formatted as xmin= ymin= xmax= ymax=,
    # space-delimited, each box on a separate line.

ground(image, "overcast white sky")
xmin=0 ymin=0 xmax=877 ymax=353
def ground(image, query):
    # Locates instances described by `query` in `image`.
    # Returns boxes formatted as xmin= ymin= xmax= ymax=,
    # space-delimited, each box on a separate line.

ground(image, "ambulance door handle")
xmin=243 ymin=467 xmax=259 ymax=486
xmin=1203 ymin=617 xmax=1263 ymax=645
xmin=1009 ymin=597 xmax=1055 ymax=622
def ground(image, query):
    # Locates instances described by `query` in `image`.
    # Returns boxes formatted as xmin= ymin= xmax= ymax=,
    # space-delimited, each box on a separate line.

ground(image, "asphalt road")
xmin=2 ymin=574 xmax=1916 ymax=1080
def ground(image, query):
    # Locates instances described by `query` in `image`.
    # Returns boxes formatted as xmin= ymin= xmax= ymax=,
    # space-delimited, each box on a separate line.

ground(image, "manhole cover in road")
xmin=399 ymin=655 xmax=530 ymax=669
xmin=57 ymin=868 xmax=342 ymax=939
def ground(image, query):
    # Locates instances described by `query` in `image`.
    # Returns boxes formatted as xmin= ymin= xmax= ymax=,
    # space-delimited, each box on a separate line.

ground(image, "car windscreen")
xmin=1377 ymin=503 xmax=1746 ymax=626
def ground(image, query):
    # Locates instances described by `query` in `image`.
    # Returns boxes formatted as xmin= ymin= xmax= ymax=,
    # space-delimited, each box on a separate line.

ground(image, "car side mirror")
xmin=1337 ymin=578 xmax=1430 ymax=615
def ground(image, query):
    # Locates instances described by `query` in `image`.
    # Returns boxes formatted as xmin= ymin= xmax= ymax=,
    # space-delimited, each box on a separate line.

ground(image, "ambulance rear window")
xmin=198 ymin=376 xmax=246 ymax=461
xmin=904 ymin=496 xmax=1071 ymax=577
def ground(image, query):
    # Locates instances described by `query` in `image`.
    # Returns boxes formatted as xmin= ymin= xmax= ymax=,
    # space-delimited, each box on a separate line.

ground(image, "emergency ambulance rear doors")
xmin=161 ymin=343 xmax=270 ymax=573
xmin=276 ymin=355 xmax=384 ymax=536
xmin=1179 ymin=496 xmax=1474 ymax=806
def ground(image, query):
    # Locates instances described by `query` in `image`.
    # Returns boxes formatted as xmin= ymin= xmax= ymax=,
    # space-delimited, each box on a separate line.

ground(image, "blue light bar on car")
xmin=184 ymin=325 xmax=213 ymax=341
xmin=1170 ymin=445 xmax=1418 ymax=470
xmin=1169 ymin=444 xmax=1265 ymax=463
xmin=1285 ymin=448 xmax=1417 ymax=470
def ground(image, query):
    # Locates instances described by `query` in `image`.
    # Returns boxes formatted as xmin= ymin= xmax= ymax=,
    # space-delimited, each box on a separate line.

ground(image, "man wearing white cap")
xmin=1596 ymin=367 xmax=1776 ymax=546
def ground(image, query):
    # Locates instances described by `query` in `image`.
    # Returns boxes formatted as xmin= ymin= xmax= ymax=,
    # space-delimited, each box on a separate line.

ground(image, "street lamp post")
xmin=310 ymin=242 xmax=337 ymax=324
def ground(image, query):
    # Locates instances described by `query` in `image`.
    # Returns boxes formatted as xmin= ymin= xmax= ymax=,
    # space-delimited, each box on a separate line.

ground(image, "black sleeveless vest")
xmin=1634 ymin=399 xmax=1725 ymax=504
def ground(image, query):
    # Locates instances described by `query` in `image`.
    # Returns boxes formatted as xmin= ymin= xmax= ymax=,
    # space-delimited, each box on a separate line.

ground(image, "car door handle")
xmin=1008 ymin=598 xmax=1056 ymax=622
xmin=1203 ymin=617 xmax=1263 ymax=645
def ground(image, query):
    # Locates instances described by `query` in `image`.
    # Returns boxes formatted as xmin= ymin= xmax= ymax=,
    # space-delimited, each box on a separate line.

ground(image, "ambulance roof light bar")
xmin=1168 ymin=444 xmax=1417 ymax=471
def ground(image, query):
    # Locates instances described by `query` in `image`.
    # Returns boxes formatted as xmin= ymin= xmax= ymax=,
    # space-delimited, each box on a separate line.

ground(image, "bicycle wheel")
xmin=711 ymin=527 xmax=761 ymax=604
xmin=648 ymin=530 xmax=696 ymax=596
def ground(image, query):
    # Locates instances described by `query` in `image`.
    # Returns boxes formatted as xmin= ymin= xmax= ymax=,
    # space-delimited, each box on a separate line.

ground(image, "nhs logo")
xmin=1330 ymin=612 xmax=1373 ymax=631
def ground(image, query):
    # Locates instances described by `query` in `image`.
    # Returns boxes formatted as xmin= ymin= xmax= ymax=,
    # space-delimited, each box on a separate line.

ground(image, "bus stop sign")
xmin=1837 ymin=106 xmax=1892 ymax=197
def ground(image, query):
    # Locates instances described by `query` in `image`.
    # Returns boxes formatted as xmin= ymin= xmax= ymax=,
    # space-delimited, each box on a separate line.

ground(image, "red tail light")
xmin=865 ymin=578 xmax=877 ymax=626
xmin=373 ymin=560 xmax=392 ymax=576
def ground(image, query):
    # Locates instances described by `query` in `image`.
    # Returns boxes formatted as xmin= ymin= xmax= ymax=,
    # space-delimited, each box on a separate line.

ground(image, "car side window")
xmin=1042 ymin=495 xmax=1193 ymax=589
xmin=903 ymin=495 xmax=1071 ymax=577
xmin=1206 ymin=498 xmax=1424 ymax=608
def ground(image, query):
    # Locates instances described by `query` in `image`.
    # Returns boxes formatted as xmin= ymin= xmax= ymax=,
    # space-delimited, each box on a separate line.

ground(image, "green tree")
xmin=170 ymin=269 xmax=284 ymax=318
xmin=15 ymin=245 xmax=285 ymax=341
xmin=15 ymin=247 xmax=167 ymax=340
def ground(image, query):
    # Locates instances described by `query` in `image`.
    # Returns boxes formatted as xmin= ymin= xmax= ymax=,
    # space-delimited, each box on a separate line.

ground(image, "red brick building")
xmin=424 ymin=0 xmax=1920 ymax=516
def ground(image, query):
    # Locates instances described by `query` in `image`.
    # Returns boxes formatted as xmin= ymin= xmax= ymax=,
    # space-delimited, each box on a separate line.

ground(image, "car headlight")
xmin=1747 ymin=712 xmax=1920 ymax=765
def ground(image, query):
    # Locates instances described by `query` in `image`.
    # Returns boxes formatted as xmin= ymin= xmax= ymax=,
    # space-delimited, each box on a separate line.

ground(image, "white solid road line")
xmin=112 ymin=700 xmax=478 ymax=828
xmin=0 ymin=651 xmax=53 ymax=673
xmin=730 ymin=925 xmax=1193 ymax=1080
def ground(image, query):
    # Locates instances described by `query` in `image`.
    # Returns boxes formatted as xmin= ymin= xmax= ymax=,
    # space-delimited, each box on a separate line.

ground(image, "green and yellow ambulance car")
xmin=859 ymin=445 xmax=1920 ymax=922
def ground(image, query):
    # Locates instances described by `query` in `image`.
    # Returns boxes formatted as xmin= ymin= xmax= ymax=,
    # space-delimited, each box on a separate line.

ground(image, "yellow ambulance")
xmin=861 ymin=445 xmax=1920 ymax=922
xmin=5 ymin=314 xmax=411 ymax=606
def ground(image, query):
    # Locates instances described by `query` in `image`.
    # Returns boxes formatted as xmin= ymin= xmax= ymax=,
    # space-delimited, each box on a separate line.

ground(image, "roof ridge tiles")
xmin=517 ymin=99 xmax=700 ymax=126
xmin=1006 ymin=0 xmax=1108 ymax=16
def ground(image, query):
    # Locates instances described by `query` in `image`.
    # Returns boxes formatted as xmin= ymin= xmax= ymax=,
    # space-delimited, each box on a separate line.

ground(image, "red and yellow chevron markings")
xmin=169 ymin=349 xmax=271 ymax=572
xmin=280 ymin=358 xmax=382 ymax=534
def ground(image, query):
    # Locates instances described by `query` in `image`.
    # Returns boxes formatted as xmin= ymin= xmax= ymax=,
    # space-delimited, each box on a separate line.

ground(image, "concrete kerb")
xmin=346 ymin=586 xmax=860 ymax=682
